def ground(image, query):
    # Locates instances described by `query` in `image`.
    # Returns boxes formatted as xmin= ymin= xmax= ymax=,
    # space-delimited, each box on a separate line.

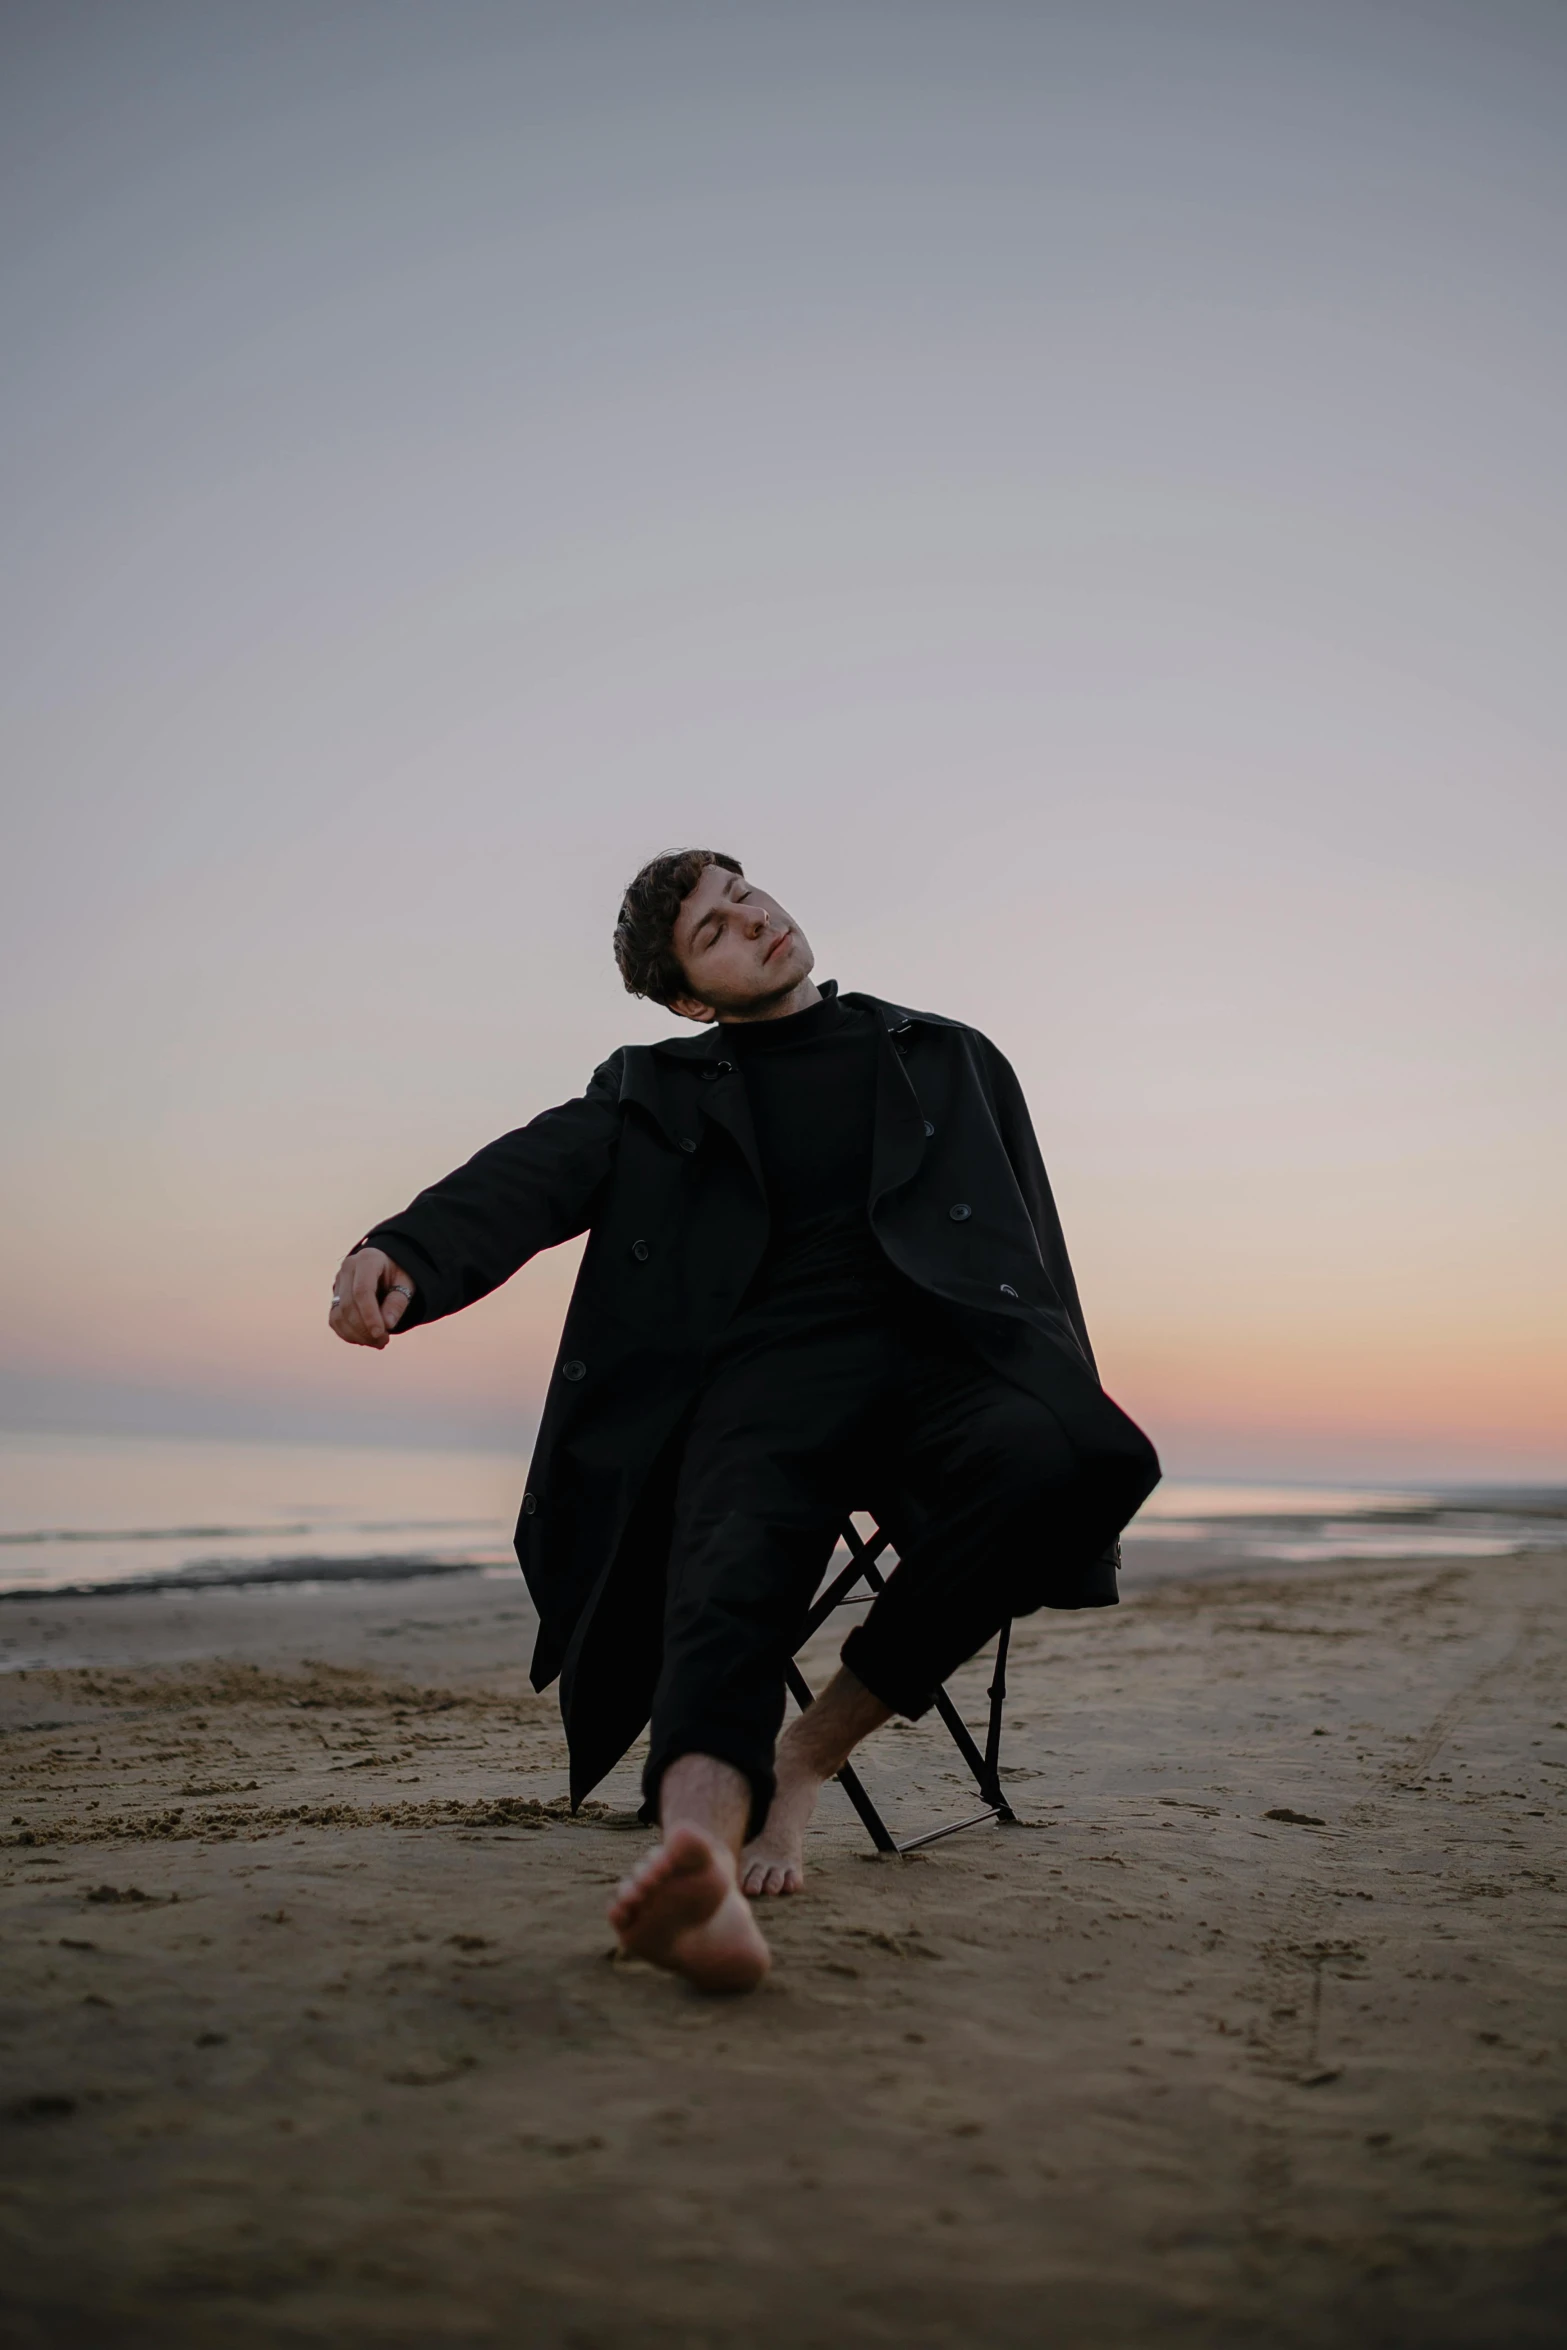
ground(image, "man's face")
xmin=668 ymin=864 xmax=815 ymax=1021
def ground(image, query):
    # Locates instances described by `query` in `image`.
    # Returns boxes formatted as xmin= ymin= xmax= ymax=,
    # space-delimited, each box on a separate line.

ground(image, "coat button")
xmin=521 ymin=1491 xmax=538 ymax=1515
xmin=631 ymin=1238 xmax=650 ymax=1262
xmin=949 ymin=1202 xmax=972 ymax=1221
xmin=999 ymin=1283 xmax=1019 ymax=1299
xmin=561 ymin=1358 xmax=586 ymax=1381
xmin=679 ymin=1137 xmax=697 ymax=1153
xmin=923 ymin=1120 xmax=935 ymax=1137
xmin=717 ymin=1059 xmax=734 ymax=1074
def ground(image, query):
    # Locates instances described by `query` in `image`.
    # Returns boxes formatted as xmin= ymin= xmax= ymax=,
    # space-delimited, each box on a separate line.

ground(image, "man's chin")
xmin=716 ymin=961 xmax=813 ymax=1021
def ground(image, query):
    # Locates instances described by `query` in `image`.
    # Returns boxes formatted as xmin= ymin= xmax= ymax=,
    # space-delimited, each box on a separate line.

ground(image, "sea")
xmin=1 ymin=1428 xmax=1562 ymax=1605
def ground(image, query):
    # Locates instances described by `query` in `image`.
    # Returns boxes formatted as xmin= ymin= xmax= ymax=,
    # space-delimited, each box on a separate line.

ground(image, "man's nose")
xmin=747 ymin=907 xmax=770 ymax=936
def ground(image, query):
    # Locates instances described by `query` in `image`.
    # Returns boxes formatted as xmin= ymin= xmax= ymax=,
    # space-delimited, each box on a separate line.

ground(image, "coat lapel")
xmin=636 ymin=1026 xmax=765 ymax=1196
xmin=869 ymin=1008 xmax=930 ymax=1210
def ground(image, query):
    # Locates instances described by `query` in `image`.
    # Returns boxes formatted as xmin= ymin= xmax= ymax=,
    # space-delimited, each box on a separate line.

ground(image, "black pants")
xmin=641 ymin=1295 xmax=1143 ymax=1834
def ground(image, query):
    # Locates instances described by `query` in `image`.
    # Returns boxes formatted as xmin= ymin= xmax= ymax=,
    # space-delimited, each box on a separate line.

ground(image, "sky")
xmin=2 ymin=0 xmax=1564 ymax=1482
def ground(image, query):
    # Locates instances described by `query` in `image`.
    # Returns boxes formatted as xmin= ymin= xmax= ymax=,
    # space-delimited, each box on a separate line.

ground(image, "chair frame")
xmin=785 ymin=1516 xmax=1016 ymax=1855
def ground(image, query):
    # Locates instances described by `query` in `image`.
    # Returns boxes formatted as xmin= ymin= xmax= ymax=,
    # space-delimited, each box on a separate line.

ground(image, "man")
xmin=330 ymin=851 xmax=1158 ymax=1993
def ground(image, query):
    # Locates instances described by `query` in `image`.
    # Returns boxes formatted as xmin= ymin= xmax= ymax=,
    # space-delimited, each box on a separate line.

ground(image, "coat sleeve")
xmin=977 ymin=1036 xmax=1101 ymax=1381
xmin=356 ymin=1052 xmax=625 ymax=1330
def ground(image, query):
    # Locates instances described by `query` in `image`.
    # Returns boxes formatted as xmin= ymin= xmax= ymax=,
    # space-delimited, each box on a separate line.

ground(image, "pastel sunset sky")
xmin=4 ymin=2 xmax=1563 ymax=1480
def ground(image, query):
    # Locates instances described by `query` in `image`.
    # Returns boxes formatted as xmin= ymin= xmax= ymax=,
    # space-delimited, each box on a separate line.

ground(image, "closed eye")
xmin=698 ymin=888 xmax=749 ymax=948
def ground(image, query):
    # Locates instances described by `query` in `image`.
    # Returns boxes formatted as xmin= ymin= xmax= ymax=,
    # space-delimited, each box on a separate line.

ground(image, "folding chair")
xmin=784 ymin=1515 xmax=1017 ymax=1855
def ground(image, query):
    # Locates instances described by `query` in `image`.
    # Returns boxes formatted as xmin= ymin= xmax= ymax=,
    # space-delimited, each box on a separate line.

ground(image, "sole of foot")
xmin=608 ymin=1826 xmax=771 ymax=1993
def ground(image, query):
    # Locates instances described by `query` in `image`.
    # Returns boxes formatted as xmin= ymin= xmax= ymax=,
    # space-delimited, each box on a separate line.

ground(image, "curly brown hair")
xmin=612 ymin=848 xmax=744 ymax=1006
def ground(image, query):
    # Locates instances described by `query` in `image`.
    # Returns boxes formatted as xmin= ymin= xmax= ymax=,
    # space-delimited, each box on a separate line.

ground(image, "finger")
xmin=381 ymin=1278 xmax=412 ymax=1332
xmin=331 ymin=1255 xmax=379 ymax=1348
xmin=329 ymin=1259 xmax=368 ymax=1344
xmin=351 ymin=1253 xmax=388 ymax=1347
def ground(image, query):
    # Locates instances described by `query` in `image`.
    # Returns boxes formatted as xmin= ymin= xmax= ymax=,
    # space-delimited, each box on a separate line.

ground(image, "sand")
xmin=1 ymin=1547 xmax=1563 ymax=2349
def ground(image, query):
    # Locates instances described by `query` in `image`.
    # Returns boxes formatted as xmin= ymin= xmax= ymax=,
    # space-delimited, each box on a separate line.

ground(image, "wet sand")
xmin=1 ymin=1549 xmax=1563 ymax=2348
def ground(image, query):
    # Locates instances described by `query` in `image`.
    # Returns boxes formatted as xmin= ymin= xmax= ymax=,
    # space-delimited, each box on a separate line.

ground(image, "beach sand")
xmin=1 ymin=1548 xmax=1562 ymax=2348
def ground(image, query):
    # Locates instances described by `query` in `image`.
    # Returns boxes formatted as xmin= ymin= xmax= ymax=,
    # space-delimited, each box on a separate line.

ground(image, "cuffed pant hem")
xmin=641 ymin=1738 xmax=775 ymax=1845
xmin=839 ymin=1626 xmax=939 ymax=1722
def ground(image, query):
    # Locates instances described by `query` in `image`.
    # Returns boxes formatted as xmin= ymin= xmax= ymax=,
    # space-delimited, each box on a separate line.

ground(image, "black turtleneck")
xmin=725 ymin=987 xmax=893 ymax=1308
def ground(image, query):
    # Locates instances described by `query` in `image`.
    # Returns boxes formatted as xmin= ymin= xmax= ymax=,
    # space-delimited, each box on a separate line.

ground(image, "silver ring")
xmin=331 ymin=1293 xmax=342 ymax=1305
xmin=388 ymin=1282 xmax=413 ymax=1300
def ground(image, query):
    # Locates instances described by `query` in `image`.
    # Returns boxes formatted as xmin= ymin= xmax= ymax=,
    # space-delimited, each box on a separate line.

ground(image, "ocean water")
xmin=1125 ymin=1477 xmax=1566 ymax=1584
xmin=0 ymin=1428 xmax=1562 ymax=1600
xmin=0 ymin=1430 xmax=521 ymax=1598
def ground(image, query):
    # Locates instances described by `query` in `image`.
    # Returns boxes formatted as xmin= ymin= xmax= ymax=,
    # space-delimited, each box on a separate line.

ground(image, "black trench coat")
xmin=364 ymin=988 xmax=1158 ymax=1801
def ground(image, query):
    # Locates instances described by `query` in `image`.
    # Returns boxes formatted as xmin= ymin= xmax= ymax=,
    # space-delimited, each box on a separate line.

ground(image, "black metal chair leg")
xmin=983 ymin=1619 xmax=1017 ymax=1820
xmin=790 ymin=1522 xmax=1020 ymax=1858
xmin=841 ymin=1536 xmax=1009 ymax=1814
xmin=784 ymin=1657 xmax=898 ymax=1854
xmin=929 ymin=1685 xmax=996 ymax=1794
xmin=832 ymin=1758 xmax=900 ymax=1854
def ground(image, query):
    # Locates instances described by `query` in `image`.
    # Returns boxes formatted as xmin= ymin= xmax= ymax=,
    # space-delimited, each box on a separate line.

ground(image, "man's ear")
xmin=666 ymin=994 xmax=718 ymax=1024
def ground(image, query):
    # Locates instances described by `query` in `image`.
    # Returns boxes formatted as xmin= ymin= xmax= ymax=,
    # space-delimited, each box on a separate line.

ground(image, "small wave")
xmin=1254 ymin=1532 xmax=1531 ymax=1562
xmin=0 ymin=1551 xmax=512 ymax=1601
xmin=0 ymin=1517 xmax=505 ymax=1546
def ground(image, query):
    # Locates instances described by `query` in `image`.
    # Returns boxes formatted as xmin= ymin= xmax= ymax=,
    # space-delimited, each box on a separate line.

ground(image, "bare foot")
xmin=608 ymin=1826 xmax=770 ymax=1993
xmin=740 ymin=1762 xmax=823 ymax=1897
xmin=741 ymin=1667 xmax=892 ymax=1896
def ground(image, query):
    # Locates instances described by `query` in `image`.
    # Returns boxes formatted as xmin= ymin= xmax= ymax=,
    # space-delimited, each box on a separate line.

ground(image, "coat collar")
xmin=646 ymin=982 xmax=955 ymax=1062
xmin=647 ymin=977 xmax=844 ymax=1062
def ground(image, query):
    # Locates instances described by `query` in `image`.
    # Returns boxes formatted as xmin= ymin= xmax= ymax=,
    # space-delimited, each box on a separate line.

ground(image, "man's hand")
xmin=328 ymin=1247 xmax=416 ymax=1350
